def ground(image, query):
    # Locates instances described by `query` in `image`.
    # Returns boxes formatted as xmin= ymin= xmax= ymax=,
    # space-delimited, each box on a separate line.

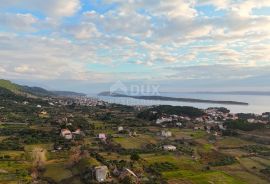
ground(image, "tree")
xmin=130 ymin=152 xmax=140 ymax=161
xmin=121 ymin=176 xmax=136 ymax=184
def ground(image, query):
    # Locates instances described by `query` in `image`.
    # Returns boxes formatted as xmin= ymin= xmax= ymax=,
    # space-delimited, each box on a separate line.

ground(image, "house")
xmin=176 ymin=122 xmax=182 ymax=127
xmin=98 ymin=133 xmax=107 ymax=140
xmin=161 ymin=130 xmax=172 ymax=137
xmin=36 ymin=105 xmax=42 ymax=108
xmin=218 ymin=124 xmax=226 ymax=130
xmin=72 ymin=128 xmax=81 ymax=135
xmin=23 ymin=101 xmax=29 ymax=105
xmin=129 ymin=131 xmax=137 ymax=137
xmin=247 ymin=119 xmax=256 ymax=123
xmin=60 ymin=129 xmax=73 ymax=140
xmin=95 ymin=166 xmax=109 ymax=183
xmin=39 ymin=110 xmax=48 ymax=115
xmin=118 ymin=126 xmax=124 ymax=132
xmin=156 ymin=117 xmax=172 ymax=124
xmin=163 ymin=145 xmax=177 ymax=151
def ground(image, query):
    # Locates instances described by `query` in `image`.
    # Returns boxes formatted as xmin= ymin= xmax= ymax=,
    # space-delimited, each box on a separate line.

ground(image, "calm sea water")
xmin=91 ymin=93 xmax=270 ymax=114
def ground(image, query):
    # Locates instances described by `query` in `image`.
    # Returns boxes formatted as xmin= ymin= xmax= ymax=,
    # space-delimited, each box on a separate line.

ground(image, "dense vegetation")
xmin=225 ymin=120 xmax=265 ymax=131
xmin=137 ymin=105 xmax=205 ymax=120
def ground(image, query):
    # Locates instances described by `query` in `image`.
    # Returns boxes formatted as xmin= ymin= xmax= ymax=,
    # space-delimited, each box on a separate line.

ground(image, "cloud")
xmin=0 ymin=0 xmax=81 ymax=17
xmin=83 ymin=10 xmax=152 ymax=39
xmin=0 ymin=13 xmax=38 ymax=32
xmin=0 ymin=0 xmax=270 ymax=92
xmin=165 ymin=64 xmax=270 ymax=80
xmin=65 ymin=22 xmax=101 ymax=39
xmin=14 ymin=65 xmax=36 ymax=73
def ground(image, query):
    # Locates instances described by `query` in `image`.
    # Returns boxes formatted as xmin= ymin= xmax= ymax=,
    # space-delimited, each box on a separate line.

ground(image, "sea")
xmin=90 ymin=93 xmax=270 ymax=114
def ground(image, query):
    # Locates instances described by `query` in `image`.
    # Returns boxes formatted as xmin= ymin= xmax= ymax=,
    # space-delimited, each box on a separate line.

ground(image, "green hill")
xmin=0 ymin=79 xmax=21 ymax=92
xmin=0 ymin=79 xmax=86 ymax=97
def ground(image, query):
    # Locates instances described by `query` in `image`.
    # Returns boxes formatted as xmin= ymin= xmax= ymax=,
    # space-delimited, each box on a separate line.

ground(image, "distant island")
xmin=98 ymin=92 xmax=249 ymax=106
xmin=192 ymin=91 xmax=270 ymax=96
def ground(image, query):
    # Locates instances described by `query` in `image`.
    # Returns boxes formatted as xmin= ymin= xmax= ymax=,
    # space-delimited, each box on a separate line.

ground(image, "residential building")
xmin=60 ymin=129 xmax=73 ymax=140
xmin=163 ymin=145 xmax=177 ymax=151
xmin=95 ymin=166 xmax=109 ymax=183
xmin=161 ymin=130 xmax=172 ymax=137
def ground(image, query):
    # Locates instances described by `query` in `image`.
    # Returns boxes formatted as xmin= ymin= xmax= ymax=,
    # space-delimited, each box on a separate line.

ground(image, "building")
xmin=156 ymin=117 xmax=172 ymax=124
xmin=60 ymin=129 xmax=73 ymax=140
xmin=118 ymin=126 xmax=124 ymax=132
xmin=129 ymin=131 xmax=137 ymax=137
xmin=95 ymin=166 xmax=109 ymax=183
xmin=98 ymin=133 xmax=107 ymax=140
xmin=40 ymin=110 xmax=48 ymax=115
xmin=161 ymin=130 xmax=172 ymax=137
xmin=72 ymin=128 xmax=81 ymax=135
xmin=163 ymin=145 xmax=177 ymax=151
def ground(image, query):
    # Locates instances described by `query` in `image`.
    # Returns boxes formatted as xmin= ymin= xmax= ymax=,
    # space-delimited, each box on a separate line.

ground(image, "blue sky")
xmin=0 ymin=0 xmax=270 ymax=93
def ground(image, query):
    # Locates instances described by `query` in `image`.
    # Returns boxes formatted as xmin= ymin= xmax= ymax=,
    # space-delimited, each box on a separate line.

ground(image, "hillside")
xmin=0 ymin=79 xmax=21 ymax=92
xmin=0 ymin=79 xmax=86 ymax=97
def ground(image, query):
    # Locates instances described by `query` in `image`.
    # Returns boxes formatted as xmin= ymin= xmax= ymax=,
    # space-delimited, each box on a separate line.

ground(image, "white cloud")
xmin=65 ymin=23 xmax=101 ymax=39
xmin=14 ymin=65 xmax=35 ymax=73
xmin=0 ymin=13 xmax=37 ymax=32
xmin=0 ymin=0 xmax=81 ymax=17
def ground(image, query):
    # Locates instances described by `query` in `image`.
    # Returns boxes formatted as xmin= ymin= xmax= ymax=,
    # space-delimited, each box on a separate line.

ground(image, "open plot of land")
xmin=215 ymin=137 xmax=253 ymax=148
xmin=238 ymin=157 xmax=266 ymax=171
xmin=249 ymin=156 xmax=270 ymax=166
xmin=224 ymin=170 xmax=269 ymax=184
xmin=163 ymin=170 xmax=245 ymax=184
xmin=216 ymin=162 xmax=270 ymax=184
xmin=141 ymin=154 xmax=201 ymax=171
xmin=0 ymin=150 xmax=25 ymax=160
xmin=43 ymin=162 xmax=73 ymax=182
xmin=169 ymin=129 xmax=206 ymax=139
xmin=0 ymin=160 xmax=31 ymax=183
xmin=100 ymin=152 xmax=130 ymax=161
xmin=113 ymin=134 xmax=157 ymax=149
xmin=219 ymin=148 xmax=247 ymax=157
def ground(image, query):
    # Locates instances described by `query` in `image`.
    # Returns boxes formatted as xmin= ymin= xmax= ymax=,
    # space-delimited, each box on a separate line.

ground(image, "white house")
xmin=72 ymin=128 xmax=81 ymax=135
xmin=95 ymin=166 xmax=109 ymax=183
xmin=163 ymin=145 xmax=177 ymax=151
xmin=161 ymin=130 xmax=172 ymax=137
xmin=156 ymin=117 xmax=172 ymax=124
xmin=60 ymin=129 xmax=73 ymax=140
xmin=98 ymin=133 xmax=107 ymax=140
xmin=118 ymin=126 xmax=124 ymax=132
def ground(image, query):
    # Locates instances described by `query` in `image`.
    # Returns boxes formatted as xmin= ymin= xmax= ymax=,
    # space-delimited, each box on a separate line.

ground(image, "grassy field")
xmin=215 ymin=137 xmax=253 ymax=148
xmin=43 ymin=162 xmax=73 ymax=182
xmin=113 ymin=134 xmax=157 ymax=149
xmin=0 ymin=79 xmax=21 ymax=92
xmin=0 ymin=160 xmax=31 ymax=183
xmin=100 ymin=152 xmax=130 ymax=161
xmin=163 ymin=170 xmax=245 ymax=184
xmin=169 ymin=129 xmax=207 ymax=139
xmin=141 ymin=154 xmax=201 ymax=171
xmin=215 ymin=161 xmax=270 ymax=184
xmin=0 ymin=151 xmax=25 ymax=160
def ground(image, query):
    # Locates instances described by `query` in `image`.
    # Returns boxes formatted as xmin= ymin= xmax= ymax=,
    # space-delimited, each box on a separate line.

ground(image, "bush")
xmin=130 ymin=152 xmax=140 ymax=161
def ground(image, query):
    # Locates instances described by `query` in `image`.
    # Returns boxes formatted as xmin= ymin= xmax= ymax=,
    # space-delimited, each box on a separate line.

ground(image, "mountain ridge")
xmin=0 ymin=79 xmax=86 ymax=97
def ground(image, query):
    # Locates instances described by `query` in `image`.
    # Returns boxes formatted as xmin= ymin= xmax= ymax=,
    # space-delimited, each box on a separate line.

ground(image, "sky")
xmin=0 ymin=0 xmax=270 ymax=93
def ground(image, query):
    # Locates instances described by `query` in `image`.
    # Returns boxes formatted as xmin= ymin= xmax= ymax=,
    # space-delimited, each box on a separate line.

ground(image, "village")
xmin=0 ymin=93 xmax=270 ymax=184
